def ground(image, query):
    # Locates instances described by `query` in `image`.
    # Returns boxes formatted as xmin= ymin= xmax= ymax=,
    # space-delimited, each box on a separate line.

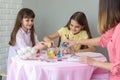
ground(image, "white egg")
xmin=20 ymin=48 xmax=27 ymax=53
xmin=27 ymin=47 xmax=32 ymax=51
xmin=26 ymin=47 xmax=31 ymax=49
xmin=17 ymin=50 xmax=22 ymax=55
xmin=31 ymin=48 xmax=37 ymax=54
xmin=18 ymin=47 xmax=39 ymax=59
xmin=21 ymin=55 xmax=27 ymax=59
xmin=25 ymin=52 xmax=31 ymax=57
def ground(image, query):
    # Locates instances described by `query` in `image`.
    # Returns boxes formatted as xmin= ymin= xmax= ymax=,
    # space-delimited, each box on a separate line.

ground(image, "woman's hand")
xmin=79 ymin=56 xmax=96 ymax=65
xmin=63 ymin=39 xmax=76 ymax=47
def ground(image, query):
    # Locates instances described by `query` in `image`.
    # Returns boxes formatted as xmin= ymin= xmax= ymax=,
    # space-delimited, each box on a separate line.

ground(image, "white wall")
xmin=23 ymin=0 xmax=99 ymax=38
xmin=23 ymin=0 xmax=108 ymax=59
xmin=0 ymin=0 xmax=22 ymax=78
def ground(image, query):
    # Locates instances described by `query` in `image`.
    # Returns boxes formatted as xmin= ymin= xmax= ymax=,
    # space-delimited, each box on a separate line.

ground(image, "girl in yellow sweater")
xmin=43 ymin=11 xmax=96 ymax=53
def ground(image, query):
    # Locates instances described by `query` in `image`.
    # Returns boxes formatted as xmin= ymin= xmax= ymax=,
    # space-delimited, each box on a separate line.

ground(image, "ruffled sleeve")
xmin=111 ymin=24 xmax=120 ymax=76
xmin=80 ymin=30 xmax=88 ymax=39
xmin=57 ymin=27 xmax=68 ymax=36
xmin=111 ymin=63 xmax=120 ymax=76
xmin=98 ymin=28 xmax=114 ymax=48
xmin=34 ymin=33 xmax=39 ymax=45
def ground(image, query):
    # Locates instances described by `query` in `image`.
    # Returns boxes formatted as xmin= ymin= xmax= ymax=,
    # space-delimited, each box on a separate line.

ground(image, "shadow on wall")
xmin=96 ymin=46 xmax=109 ymax=61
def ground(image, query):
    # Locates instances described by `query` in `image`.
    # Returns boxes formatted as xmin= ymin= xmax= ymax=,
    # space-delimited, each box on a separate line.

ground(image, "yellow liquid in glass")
xmin=47 ymin=50 xmax=55 ymax=58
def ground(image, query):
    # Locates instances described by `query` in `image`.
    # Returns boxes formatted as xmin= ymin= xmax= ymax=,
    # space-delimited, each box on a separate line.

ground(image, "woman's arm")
xmin=79 ymin=56 xmax=112 ymax=71
xmin=92 ymin=60 xmax=112 ymax=70
xmin=76 ymin=37 xmax=100 ymax=46
xmin=64 ymin=37 xmax=100 ymax=47
xmin=77 ymin=45 xmax=96 ymax=52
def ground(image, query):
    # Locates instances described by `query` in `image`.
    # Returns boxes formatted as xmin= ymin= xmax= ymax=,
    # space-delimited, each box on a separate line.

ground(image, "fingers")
xmin=51 ymin=41 xmax=56 ymax=47
xmin=40 ymin=41 xmax=52 ymax=47
xmin=40 ymin=41 xmax=57 ymax=48
xmin=79 ymin=56 xmax=94 ymax=65
xmin=79 ymin=56 xmax=87 ymax=64
xmin=62 ymin=40 xmax=71 ymax=47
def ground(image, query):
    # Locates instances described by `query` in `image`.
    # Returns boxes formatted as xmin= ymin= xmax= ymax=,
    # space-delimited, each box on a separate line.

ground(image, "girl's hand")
xmin=39 ymin=42 xmax=48 ymax=49
xmin=51 ymin=41 xmax=56 ymax=47
xmin=79 ymin=56 xmax=96 ymax=65
xmin=40 ymin=41 xmax=56 ymax=48
xmin=34 ymin=42 xmax=47 ymax=50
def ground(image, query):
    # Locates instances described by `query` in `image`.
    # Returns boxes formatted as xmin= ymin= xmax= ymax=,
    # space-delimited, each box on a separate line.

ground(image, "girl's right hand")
xmin=34 ymin=42 xmax=47 ymax=50
xmin=39 ymin=42 xmax=48 ymax=49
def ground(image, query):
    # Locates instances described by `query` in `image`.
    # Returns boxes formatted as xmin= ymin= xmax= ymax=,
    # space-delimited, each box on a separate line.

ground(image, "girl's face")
xmin=21 ymin=17 xmax=34 ymax=32
xmin=69 ymin=19 xmax=83 ymax=35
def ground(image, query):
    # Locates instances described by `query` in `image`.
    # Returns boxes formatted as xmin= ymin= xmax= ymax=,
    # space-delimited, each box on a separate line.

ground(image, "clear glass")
xmin=47 ymin=48 xmax=56 ymax=58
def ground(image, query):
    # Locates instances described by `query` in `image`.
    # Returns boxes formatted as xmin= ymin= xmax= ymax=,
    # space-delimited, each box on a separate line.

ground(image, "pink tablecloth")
xmin=7 ymin=52 xmax=109 ymax=80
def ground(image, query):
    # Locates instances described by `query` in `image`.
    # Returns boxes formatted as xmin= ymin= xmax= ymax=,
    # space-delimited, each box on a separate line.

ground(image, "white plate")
xmin=67 ymin=58 xmax=79 ymax=62
xmin=75 ymin=52 xmax=103 ymax=57
xmin=67 ymin=56 xmax=79 ymax=62
xmin=63 ymin=54 xmax=72 ymax=58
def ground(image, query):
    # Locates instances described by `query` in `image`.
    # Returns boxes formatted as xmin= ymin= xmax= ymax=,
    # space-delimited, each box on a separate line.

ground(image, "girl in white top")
xmin=8 ymin=8 xmax=46 ymax=65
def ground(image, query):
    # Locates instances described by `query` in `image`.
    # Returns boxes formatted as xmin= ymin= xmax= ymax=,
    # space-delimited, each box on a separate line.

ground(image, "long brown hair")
xmin=9 ymin=8 xmax=36 ymax=46
xmin=98 ymin=0 xmax=120 ymax=34
xmin=58 ymin=12 xmax=92 ymax=48
xmin=65 ymin=11 xmax=92 ymax=38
